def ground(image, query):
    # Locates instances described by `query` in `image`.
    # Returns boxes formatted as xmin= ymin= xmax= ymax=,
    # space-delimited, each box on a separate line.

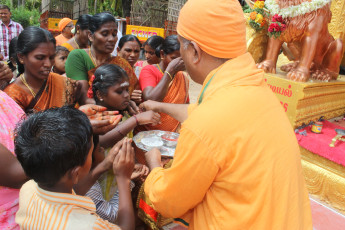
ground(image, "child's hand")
xmin=102 ymin=139 xmax=124 ymax=170
xmin=136 ymin=111 xmax=161 ymax=126
xmin=113 ymin=138 xmax=135 ymax=180
xmin=127 ymin=100 xmax=140 ymax=115
xmin=131 ymin=163 xmax=149 ymax=182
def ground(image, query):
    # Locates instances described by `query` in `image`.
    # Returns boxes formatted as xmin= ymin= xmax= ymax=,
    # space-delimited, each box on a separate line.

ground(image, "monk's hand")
xmin=130 ymin=90 xmax=142 ymax=104
xmin=135 ymin=111 xmax=161 ymax=126
xmin=166 ymin=57 xmax=185 ymax=77
xmin=145 ymin=148 xmax=163 ymax=170
xmin=0 ymin=54 xmax=13 ymax=89
xmin=139 ymin=100 xmax=161 ymax=113
xmin=79 ymin=104 xmax=121 ymax=135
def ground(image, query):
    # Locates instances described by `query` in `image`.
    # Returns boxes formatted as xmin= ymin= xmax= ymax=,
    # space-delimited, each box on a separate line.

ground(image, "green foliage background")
xmin=88 ymin=0 xmax=123 ymax=16
xmin=2 ymin=0 xmax=40 ymax=28
xmin=1 ymin=0 xmax=126 ymax=28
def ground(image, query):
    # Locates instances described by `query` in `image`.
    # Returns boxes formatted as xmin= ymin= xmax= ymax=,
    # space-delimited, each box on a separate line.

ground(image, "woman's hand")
xmin=130 ymin=90 xmax=142 ymax=104
xmin=136 ymin=111 xmax=160 ymax=126
xmin=79 ymin=104 xmax=122 ymax=135
xmin=165 ymin=57 xmax=185 ymax=77
xmin=113 ymin=138 xmax=135 ymax=180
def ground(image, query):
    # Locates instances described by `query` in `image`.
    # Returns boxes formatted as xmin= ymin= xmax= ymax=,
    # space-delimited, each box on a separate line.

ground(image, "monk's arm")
xmin=144 ymin=128 xmax=218 ymax=218
xmin=140 ymin=100 xmax=189 ymax=123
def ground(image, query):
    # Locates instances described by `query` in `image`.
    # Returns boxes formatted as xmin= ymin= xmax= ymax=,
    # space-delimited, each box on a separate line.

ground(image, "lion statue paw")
xmin=311 ymin=69 xmax=338 ymax=82
xmin=280 ymin=62 xmax=299 ymax=73
xmin=256 ymin=60 xmax=276 ymax=74
xmin=287 ymin=67 xmax=310 ymax=82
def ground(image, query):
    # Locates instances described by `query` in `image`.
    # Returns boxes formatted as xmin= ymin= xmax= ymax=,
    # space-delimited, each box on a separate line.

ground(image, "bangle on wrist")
xmin=133 ymin=115 xmax=139 ymax=126
xmin=165 ymin=71 xmax=173 ymax=81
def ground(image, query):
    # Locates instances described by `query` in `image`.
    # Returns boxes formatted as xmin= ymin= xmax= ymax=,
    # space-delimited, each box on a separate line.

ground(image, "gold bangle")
xmin=165 ymin=71 xmax=173 ymax=80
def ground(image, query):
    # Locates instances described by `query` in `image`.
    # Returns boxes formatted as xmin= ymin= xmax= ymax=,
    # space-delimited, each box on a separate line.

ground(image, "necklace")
xmin=73 ymin=37 xmax=80 ymax=49
xmin=89 ymin=48 xmax=111 ymax=67
xmin=156 ymin=64 xmax=164 ymax=74
xmin=89 ymin=48 xmax=97 ymax=67
xmin=20 ymin=74 xmax=36 ymax=97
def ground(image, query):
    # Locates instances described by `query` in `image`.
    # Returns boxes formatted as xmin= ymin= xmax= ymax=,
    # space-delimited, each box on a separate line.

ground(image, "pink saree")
xmin=0 ymin=90 xmax=24 ymax=230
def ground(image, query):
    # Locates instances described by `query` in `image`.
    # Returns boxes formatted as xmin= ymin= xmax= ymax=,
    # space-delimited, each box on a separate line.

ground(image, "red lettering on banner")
xmin=267 ymin=83 xmax=293 ymax=98
xmin=279 ymin=101 xmax=289 ymax=112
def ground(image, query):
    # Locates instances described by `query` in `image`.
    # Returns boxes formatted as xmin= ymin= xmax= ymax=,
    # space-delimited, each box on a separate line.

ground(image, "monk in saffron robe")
xmin=139 ymin=0 xmax=313 ymax=229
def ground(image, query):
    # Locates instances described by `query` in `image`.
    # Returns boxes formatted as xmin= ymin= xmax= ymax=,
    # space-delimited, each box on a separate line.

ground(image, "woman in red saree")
xmin=4 ymin=27 xmax=78 ymax=113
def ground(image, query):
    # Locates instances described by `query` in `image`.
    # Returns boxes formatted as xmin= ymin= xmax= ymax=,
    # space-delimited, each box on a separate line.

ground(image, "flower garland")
xmin=265 ymin=0 xmax=332 ymax=18
xmin=268 ymin=14 xmax=286 ymax=38
xmin=248 ymin=0 xmax=268 ymax=31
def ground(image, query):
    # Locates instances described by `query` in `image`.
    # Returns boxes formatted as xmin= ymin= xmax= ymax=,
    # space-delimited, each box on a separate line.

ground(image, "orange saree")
xmin=139 ymin=71 xmax=189 ymax=132
xmin=4 ymin=73 xmax=77 ymax=112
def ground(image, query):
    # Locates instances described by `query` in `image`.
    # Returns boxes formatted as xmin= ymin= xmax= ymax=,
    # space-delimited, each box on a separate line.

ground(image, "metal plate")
xmin=133 ymin=130 xmax=179 ymax=157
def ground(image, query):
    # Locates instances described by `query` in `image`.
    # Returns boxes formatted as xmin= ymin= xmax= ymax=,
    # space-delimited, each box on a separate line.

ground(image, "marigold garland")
xmin=248 ymin=0 xmax=268 ymax=31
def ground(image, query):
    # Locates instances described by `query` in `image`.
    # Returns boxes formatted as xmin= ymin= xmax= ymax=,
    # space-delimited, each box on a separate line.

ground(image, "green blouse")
xmin=65 ymin=49 xmax=95 ymax=81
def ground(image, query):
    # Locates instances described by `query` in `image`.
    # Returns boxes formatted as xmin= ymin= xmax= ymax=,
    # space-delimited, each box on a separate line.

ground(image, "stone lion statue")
xmin=257 ymin=0 xmax=343 ymax=82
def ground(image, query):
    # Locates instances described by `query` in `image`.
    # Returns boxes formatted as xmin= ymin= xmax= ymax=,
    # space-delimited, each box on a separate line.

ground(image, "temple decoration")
xmin=257 ymin=0 xmax=344 ymax=82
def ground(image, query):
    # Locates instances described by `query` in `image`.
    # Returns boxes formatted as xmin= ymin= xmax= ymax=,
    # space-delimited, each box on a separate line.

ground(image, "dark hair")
xmin=16 ymin=26 xmax=56 ymax=75
xmin=143 ymin=35 xmax=164 ymax=58
xmin=160 ymin=35 xmax=180 ymax=55
xmin=15 ymin=106 xmax=93 ymax=187
xmin=75 ymin=14 xmax=92 ymax=33
xmin=55 ymin=45 xmax=69 ymax=55
xmin=0 ymin=5 xmax=10 ymax=11
xmin=89 ymin=12 xmax=116 ymax=34
xmin=8 ymin=37 xmax=18 ymax=71
xmin=92 ymin=64 xmax=128 ymax=103
xmin=118 ymin=35 xmax=141 ymax=50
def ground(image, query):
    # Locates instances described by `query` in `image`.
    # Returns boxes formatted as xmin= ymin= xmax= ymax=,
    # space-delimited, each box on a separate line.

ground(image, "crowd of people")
xmin=0 ymin=0 xmax=313 ymax=229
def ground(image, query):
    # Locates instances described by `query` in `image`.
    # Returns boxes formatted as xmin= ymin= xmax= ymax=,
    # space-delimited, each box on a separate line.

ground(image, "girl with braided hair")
xmin=85 ymin=64 xmax=159 ymax=219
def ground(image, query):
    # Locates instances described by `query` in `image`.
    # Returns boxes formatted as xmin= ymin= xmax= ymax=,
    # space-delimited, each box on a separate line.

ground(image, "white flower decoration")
xmin=265 ymin=0 xmax=331 ymax=18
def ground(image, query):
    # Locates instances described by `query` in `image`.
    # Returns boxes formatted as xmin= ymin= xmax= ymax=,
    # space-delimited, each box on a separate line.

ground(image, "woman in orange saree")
xmin=4 ymin=27 xmax=79 ymax=113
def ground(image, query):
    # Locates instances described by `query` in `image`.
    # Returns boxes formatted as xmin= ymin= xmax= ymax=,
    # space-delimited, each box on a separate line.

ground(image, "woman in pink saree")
xmin=0 ymin=90 xmax=27 ymax=229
